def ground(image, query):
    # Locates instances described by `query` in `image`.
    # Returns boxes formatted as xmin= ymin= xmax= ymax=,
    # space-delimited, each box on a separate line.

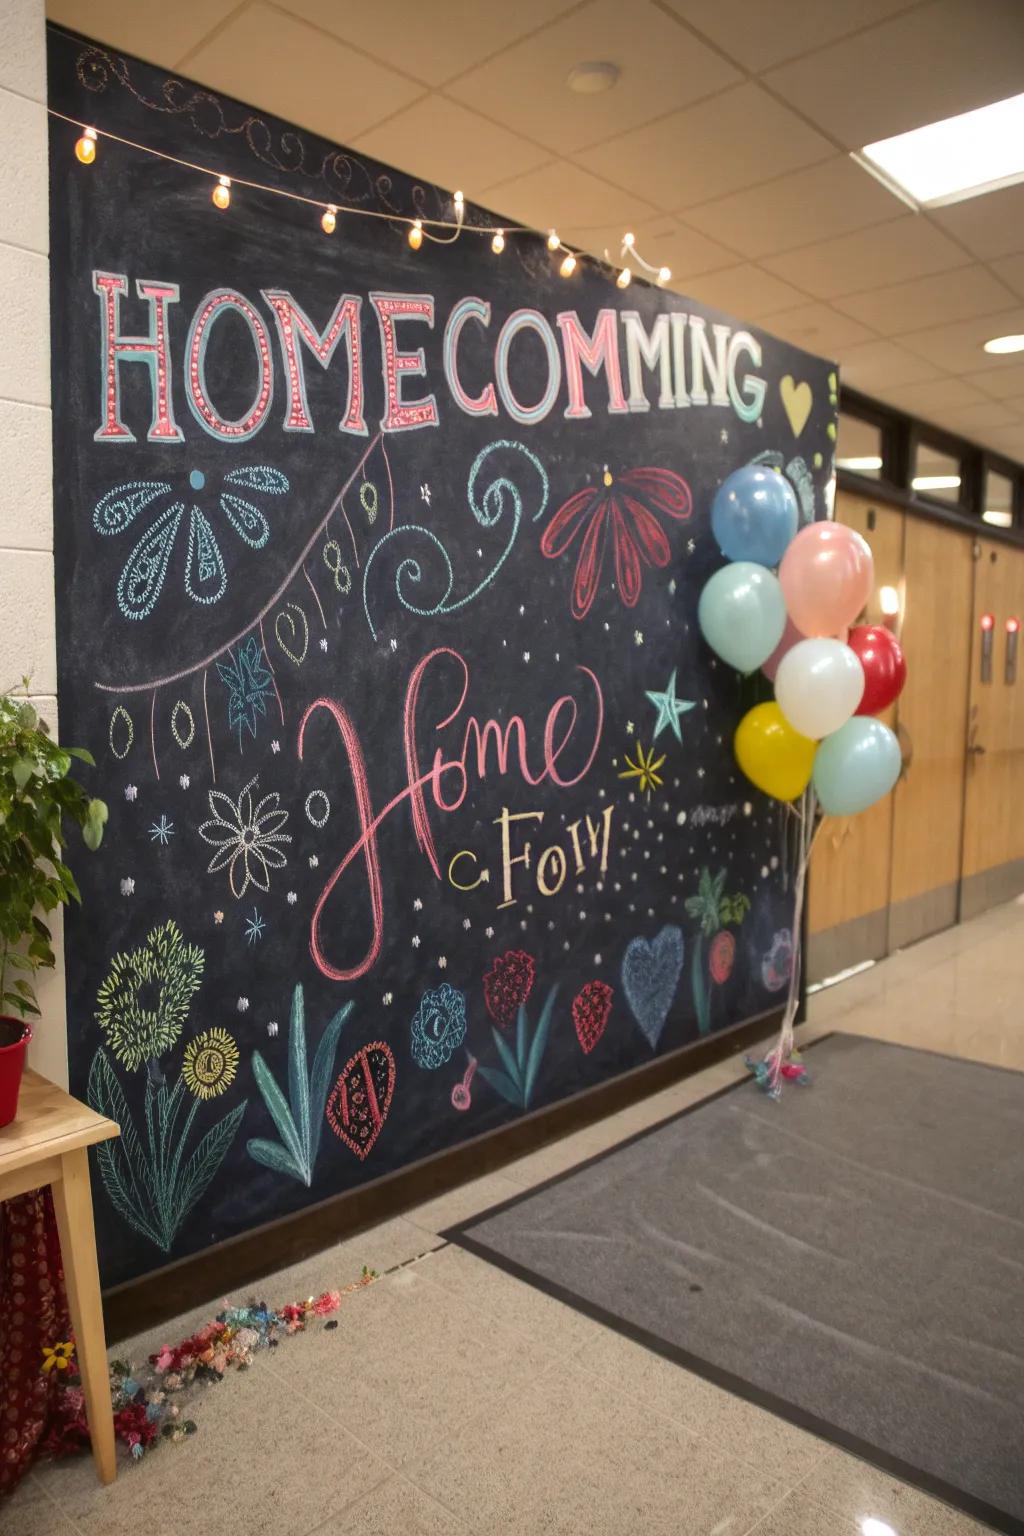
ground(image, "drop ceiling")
xmin=46 ymin=0 xmax=1024 ymax=463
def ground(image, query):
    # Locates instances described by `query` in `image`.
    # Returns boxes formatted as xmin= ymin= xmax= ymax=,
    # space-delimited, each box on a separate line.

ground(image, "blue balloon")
xmin=698 ymin=562 xmax=787 ymax=674
xmin=812 ymin=717 xmax=901 ymax=816
xmin=711 ymin=465 xmax=799 ymax=567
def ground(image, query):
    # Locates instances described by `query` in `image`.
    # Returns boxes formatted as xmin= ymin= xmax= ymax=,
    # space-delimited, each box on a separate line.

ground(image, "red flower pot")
xmin=0 ymin=1017 xmax=31 ymax=1128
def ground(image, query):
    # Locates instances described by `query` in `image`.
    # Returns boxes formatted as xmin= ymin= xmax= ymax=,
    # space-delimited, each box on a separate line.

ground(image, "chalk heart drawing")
xmin=622 ymin=926 xmax=684 ymax=1049
xmin=779 ymin=376 xmax=813 ymax=438
xmin=326 ymin=1041 xmax=395 ymax=1161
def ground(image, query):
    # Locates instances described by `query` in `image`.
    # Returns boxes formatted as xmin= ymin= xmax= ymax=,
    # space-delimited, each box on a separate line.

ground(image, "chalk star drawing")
xmin=148 ymin=815 xmax=175 ymax=845
xmin=626 ymin=720 xmax=634 ymax=733
xmin=390 ymin=638 xmax=398 ymax=652
xmin=237 ymin=997 xmax=249 ymax=1012
xmin=309 ymin=854 xmax=319 ymax=868
xmin=244 ymin=908 xmax=266 ymax=945
xmin=179 ymin=774 xmax=190 ymax=789
xmin=286 ymin=891 xmax=297 ymax=905
xmin=687 ymin=538 xmax=696 ymax=554
xmin=120 ymin=877 xmax=135 ymax=895
xmin=271 ymin=740 xmax=281 ymax=754
xmin=720 ymin=428 xmax=729 ymax=444
xmin=523 ymin=651 xmax=531 ymax=663
xmin=412 ymin=935 xmax=421 ymax=948
xmin=213 ymin=911 xmax=224 ymax=924
xmin=634 ymin=630 xmax=644 ymax=646
xmin=485 ymin=926 xmax=494 ymax=939
xmin=383 ymin=992 xmax=393 ymax=1006
xmin=267 ymin=1020 xmax=279 ymax=1037
xmin=319 ymin=637 xmax=328 ymax=652
xmin=645 ymin=670 xmax=696 ymax=743
xmin=124 ymin=785 xmax=138 ymax=802
xmin=439 ymin=956 xmax=448 ymax=969
xmin=620 ymin=742 xmax=666 ymax=799
xmin=413 ymin=897 xmax=423 ymax=910
xmin=420 ymin=483 xmax=431 ymax=505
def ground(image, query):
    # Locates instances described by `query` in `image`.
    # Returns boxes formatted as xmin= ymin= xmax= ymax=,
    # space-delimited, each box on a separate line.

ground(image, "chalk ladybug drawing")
xmin=326 ymin=1042 xmax=396 ymax=1160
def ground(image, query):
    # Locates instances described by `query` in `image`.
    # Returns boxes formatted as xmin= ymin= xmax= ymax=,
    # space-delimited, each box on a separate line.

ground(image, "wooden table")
xmin=0 ymin=1068 xmax=119 ymax=1484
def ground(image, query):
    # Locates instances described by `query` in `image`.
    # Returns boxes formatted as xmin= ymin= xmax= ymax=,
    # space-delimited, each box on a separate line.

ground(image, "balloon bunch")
xmin=698 ymin=465 xmax=907 ymax=1097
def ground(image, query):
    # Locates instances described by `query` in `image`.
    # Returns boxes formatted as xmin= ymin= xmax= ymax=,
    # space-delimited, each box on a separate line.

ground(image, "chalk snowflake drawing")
xmin=326 ymin=1042 xmax=396 ymax=1161
xmin=197 ymin=775 xmax=291 ymax=897
xmin=217 ymin=637 xmax=274 ymax=745
xmin=483 ymin=950 xmax=536 ymax=1032
xmin=247 ymin=986 xmax=352 ymax=1186
xmin=93 ymin=466 xmax=288 ymax=620
xmin=410 ymin=983 xmax=467 ymax=1070
xmin=540 ymin=465 xmax=693 ymax=619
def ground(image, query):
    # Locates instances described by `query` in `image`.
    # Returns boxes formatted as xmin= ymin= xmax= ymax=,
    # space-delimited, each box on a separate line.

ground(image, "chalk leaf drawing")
xmin=572 ymin=980 xmax=613 ymax=1054
xmin=87 ymin=920 xmax=246 ymax=1252
xmin=540 ymin=465 xmax=692 ymax=619
xmin=247 ymin=986 xmax=352 ymax=1185
xmin=198 ymin=775 xmax=291 ymax=897
xmin=478 ymin=985 xmax=558 ymax=1110
xmin=483 ymin=949 xmax=536 ymax=1032
xmin=622 ymin=926 xmax=684 ymax=1049
xmin=326 ymin=1042 xmax=396 ymax=1161
xmin=94 ymin=466 xmax=288 ymax=620
xmin=411 ymin=983 xmax=467 ymax=1070
xmin=685 ymin=868 xmax=750 ymax=1035
xmin=217 ymin=636 xmax=274 ymax=745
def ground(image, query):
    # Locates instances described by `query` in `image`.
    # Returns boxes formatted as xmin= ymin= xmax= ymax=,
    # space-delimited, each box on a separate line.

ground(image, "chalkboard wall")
xmin=47 ymin=26 xmax=837 ymax=1288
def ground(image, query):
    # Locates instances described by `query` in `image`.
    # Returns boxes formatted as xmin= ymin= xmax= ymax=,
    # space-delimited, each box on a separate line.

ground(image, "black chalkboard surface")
xmin=47 ymin=26 xmax=837 ymax=1288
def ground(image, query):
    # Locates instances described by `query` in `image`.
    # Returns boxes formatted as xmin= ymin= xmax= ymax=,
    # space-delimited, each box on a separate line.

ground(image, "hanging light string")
xmin=51 ymin=107 xmax=671 ymax=285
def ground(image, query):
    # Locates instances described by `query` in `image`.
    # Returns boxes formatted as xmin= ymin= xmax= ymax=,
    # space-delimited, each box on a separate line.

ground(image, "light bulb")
xmin=75 ymin=127 xmax=97 ymax=164
xmin=321 ymin=205 xmax=337 ymax=234
xmin=622 ymin=230 xmax=635 ymax=248
xmin=879 ymin=585 xmax=900 ymax=616
xmin=491 ymin=229 xmax=505 ymax=254
xmin=616 ymin=266 xmax=631 ymax=289
xmin=212 ymin=175 xmax=231 ymax=210
xmin=408 ymin=220 xmax=423 ymax=250
xmin=547 ymin=230 xmax=560 ymax=251
xmin=454 ymin=189 xmax=464 ymax=210
xmin=658 ymin=265 xmax=671 ymax=284
xmin=560 ymin=251 xmax=577 ymax=278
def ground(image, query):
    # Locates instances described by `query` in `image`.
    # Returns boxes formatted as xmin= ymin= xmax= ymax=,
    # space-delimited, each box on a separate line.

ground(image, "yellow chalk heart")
xmin=780 ymin=375 xmax=813 ymax=437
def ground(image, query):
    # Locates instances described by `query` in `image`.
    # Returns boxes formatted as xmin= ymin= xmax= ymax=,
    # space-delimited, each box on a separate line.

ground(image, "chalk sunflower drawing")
xmin=619 ymin=741 xmax=666 ymax=799
xmin=182 ymin=1027 xmax=239 ymax=1100
xmin=217 ymin=637 xmax=274 ymax=745
xmin=540 ymin=465 xmax=692 ymax=619
xmin=198 ymin=775 xmax=291 ymax=898
xmin=95 ymin=919 xmax=204 ymax=1071
xmin=93 ymin=465 xmax=288 ymax=621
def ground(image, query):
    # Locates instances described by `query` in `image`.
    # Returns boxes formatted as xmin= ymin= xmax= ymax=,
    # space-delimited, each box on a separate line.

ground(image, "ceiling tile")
xmin=764 ymin=302 xmax=876 ymax=355
xmin=833 ymin=264 xmax=1018 ymax=334
xmin=352 ymin=96 xmax=549 ymax=200
xmin=978 ymin=424 xmax=1024 ymax=459
xmin=561 ymin=218 xmax=739 ymax=280
xmin=661 ymin=0 xmax=918 ymax=73
xmin=445 ymin=0 xmax=740 ymax=154
xmin=685 ymin=155 xmax=902 ymax=257
xmin=836 ymin=339 xmax=943 ymax=390
xmin=575 ymin=82 xmax=831 ymax=211
xmin=990 ymin=254 xmax=1024 ymax=301
xmin=681 ymin=263 xmax=810 ymax=319
xmin=182 ymin=3 xmax=424 ymax=143
xmin=931 ymin=182 xmax=1024 ymax=261
xmin=276 ymin=0 xmax=577 ymax=86
xmin=480 ymin=160 xmax=659 ymax=232
xmin=926 ymin=400 xmax=1021 ymax=434
xmin=761 ymin=216 xmax=968 ymax=300
xmin=964 ymin=362 xmax=1024 ymax=400
xmin=47 ymin=0 xmax=241 ymax=70
xmin=999 ymin=394 xmax=1024 ymax=415
xmin=896 ymin=307 xmax=1024 ymax=373
xmin=875 ymin=377 xmax=991 ymax=413
xmin=762 ymin=0 xmax=1024 ymax=150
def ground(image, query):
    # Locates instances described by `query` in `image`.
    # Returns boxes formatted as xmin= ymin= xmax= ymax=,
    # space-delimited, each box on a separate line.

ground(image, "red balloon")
xmin=847 ymin=625 xmax=906 ymax=715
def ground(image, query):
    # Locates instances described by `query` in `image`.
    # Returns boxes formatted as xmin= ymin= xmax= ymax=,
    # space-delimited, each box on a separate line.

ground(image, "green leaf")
xmin=286 ymin=983 xmax=310 ymax=1163
xmin=16 ymin=702 xmax=37 ymax=731
xmin=492 ymin=1026 xmax=522 ymax=1093
xmin=515 ymin=1002 xmax=527 ymax=1075
xmin=251 ymin=1051 xmax=305 ymax=1173
xmin=12 ymin=758 xmax=35 ymax=790
xmin=87 ymin=1048 xmax=160 ymax=1242
xmin=524 ymin=986 xmax=558 ymax=1107
xmin=67 ymin=747 xmax=96 ymax=766
xmin=308 ymin=1000 xmax=352 ymax=1171
xmin=246 ymin=1136 xmax=305 ymax=1183
xmin=173 ymin=1100 xmax=246 ymax=1230
xmin=476 ymin=1063 xmax=522 ymax=1107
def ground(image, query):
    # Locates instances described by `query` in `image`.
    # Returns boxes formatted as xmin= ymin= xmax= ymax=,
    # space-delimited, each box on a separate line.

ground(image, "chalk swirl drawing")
xmin=197 ymin=774 xmax=291 ymax=897
xmin=411 ymin=983 xmax=467 ymax=1070
xmin=540 ymin=465 xmax=692 ymax=619
xmin=87 ymin=919 xmax=246 ymax=1252
xmin=217 ymin=637 xmax=274 ymax=746
xmin=323 ymin=539 xmax=352 ymax=593
xmin=761 ymin=929 xmax=794 ymax=993
xmin=93 ymin=466 xmax=288 ymax=620
xmin=247 ymin=985 xmax=352 ymax=1186
xmin=572 ymin=980 xmax=613 ymax=1054
xmin=621 ymin=926 xmax=684 ymax=1049
xmin=326 ymin=1042 xmax=396 ymax=1160
xmin=304 ymin=790 xmax=330 ymax=827
xmin=477 ymin=985 xmax=558 ymax=1110
xmin=362 ymin=440 xmax=548 ymax=641
xmin=482 ymin=950 xmax=536 ymax=1033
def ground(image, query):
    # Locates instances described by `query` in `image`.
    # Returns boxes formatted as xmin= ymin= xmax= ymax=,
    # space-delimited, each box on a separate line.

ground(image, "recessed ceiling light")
xmin=836 ymin=455 xmax=883 ymax=472
xmin=911 ymin=474 xmax=961 ymax=492
xmin=861 ymin=1521 xmax=898 ymax=1536
xmin=567 ymin=61 xmax=620 ymax=94
xmin=983 ymin=333 xmax=1024 ymax=354
xmin=857 ymin=91 xmax=1024 ymax=207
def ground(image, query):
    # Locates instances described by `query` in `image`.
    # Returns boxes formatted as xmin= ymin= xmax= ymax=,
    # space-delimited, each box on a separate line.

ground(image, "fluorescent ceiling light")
xmin=859 ymin=91 xmax=1024 ymax=207
xmin=836 ymin=455 xmax=883 ymax=471
xmin=984 ymin=333 xmax=1024 ymax=354
xmin=983 ymin=508 xmax=1013 ymax=527
xmin=912 ymin=474 xmax=961 ymax=491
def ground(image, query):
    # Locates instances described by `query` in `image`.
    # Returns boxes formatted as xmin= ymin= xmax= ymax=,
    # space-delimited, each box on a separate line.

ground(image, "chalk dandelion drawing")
xmin=198 ymin=775 xmax=291 ymax=897
xmin=217 ymin=637 xmax=274 ymax=746
xmin=93 ymin=466 xmax=288 ymax=620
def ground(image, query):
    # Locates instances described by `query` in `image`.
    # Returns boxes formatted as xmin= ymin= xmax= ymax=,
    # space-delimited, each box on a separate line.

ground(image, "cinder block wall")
xmin=0 ymin=0 xmax=67 ymax=1086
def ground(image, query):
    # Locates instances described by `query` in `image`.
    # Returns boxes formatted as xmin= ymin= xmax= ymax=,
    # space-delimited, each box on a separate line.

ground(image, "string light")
xmin=321 ymin=205 xmax=336 ymax=234
xmin=616 ymin=267 xmax=631 ymax=289
xmin=211 ymin=175 xmax=231 ymax=210
xmin=547 ymin=230 xmax=561 ymax=250
xmin=491 ymin=229 xmax=505 ymax=254
xmin=75 ymin=125 xmax=97 ymax=164
xmin=658 ymin=265 xmax=672 ymax=284
xmin=454 ymin=190 xmax=464 ymax=211
xmin=408 ymin=219 xmax=423 ymax=251
xmin=560 ymin=251 xmax=577 ymax=278
xmin=622 ymin=231 xmax=635 ymax=249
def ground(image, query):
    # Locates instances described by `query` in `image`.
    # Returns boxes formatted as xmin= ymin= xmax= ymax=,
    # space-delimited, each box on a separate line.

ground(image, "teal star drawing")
xmin=645 ymin=670 xmax=696 ymax=743
xmin=148 ymin=815 xmax=175 ymax=845
xmin=244 ymin=908 xmax=266 ymax=945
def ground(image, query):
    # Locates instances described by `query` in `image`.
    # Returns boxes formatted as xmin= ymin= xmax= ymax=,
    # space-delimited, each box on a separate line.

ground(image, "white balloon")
xmin=775 ymin=638 xmax=864 ymax=741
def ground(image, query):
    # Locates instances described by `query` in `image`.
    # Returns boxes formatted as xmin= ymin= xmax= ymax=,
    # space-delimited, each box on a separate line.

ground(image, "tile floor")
xmin=8 ymin=897 xmax=1024 ymax=1536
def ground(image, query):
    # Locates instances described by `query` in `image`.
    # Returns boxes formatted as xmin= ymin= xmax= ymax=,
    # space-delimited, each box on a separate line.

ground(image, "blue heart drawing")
xmin=622 ymin=926 xmax=685 ymax=1049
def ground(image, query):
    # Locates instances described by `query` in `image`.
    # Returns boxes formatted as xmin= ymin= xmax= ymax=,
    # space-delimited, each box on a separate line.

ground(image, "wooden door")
xmin=887 ymin=517 xmax=973 ymax=948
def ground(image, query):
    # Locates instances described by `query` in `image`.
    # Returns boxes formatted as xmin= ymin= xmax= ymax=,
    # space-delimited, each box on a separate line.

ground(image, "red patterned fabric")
xmin=0 ymin=1188 xmax=71 ymax=1498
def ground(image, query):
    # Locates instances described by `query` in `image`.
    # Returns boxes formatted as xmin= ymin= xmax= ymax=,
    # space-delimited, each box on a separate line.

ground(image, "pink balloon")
xmin=761 ymin=615 xmax=803 ymax=683
xmin=779 ymin=522 xmax=874 ymax=637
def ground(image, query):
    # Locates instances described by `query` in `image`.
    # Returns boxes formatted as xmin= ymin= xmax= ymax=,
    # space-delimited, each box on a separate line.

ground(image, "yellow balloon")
xmin=735 ymin=701 xmax=816 ymax=802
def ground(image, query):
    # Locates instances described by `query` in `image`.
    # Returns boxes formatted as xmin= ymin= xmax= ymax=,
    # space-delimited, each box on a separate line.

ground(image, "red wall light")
xmin=980 ymin=612 xmax=995 ymax=631
xmin=1007 ymin=616 xmax=1020 ymax=634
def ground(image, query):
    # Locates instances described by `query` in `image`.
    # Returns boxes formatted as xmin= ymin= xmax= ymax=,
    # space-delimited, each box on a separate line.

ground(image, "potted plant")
xmin=0 ymin=680 xmax=107 ymax=1126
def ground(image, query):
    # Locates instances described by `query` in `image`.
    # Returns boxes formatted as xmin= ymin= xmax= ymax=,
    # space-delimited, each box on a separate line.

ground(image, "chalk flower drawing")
xmin=198 ymin=775 xmax=291 ymax=897
xmin=410 ymin=983 xmax=468 ymax=1070
xmin=95 ymin=919 xmax=204 ymax=1071
xmin=217 ymin=637 xmax=274 ymax=745
xmin=540 ymin=465 xmax=692 ymax=619
xmin=182 ymin=1027 xmax=239 ymax=1100
xmin=619 ymin=741 xmax=666 ymax=799
xmin=93 ymin=465 xmax=288 ymax=621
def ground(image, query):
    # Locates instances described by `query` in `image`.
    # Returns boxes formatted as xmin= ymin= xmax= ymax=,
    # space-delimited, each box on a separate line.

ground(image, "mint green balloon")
xmin=813 ymin=717 xmax=901 ymax=816
xmin=698 ymin=562 xmax=787 ymax=674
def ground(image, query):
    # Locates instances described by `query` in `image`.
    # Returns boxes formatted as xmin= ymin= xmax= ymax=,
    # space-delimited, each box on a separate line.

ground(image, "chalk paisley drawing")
xmin=93 ymin=466 xmax=289 ymax=620
xmin=197 ymin=774 xmax=291 ymax=897
xmin=621 ymin=926 xmax=684 ymax=1049
xmin=326 ymin=1042 xmax=396 ymax=1160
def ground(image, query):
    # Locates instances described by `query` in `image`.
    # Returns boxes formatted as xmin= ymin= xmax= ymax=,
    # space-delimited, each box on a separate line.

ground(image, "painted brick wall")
xmin=0 ymin=0 xmax=67 ymax=1085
